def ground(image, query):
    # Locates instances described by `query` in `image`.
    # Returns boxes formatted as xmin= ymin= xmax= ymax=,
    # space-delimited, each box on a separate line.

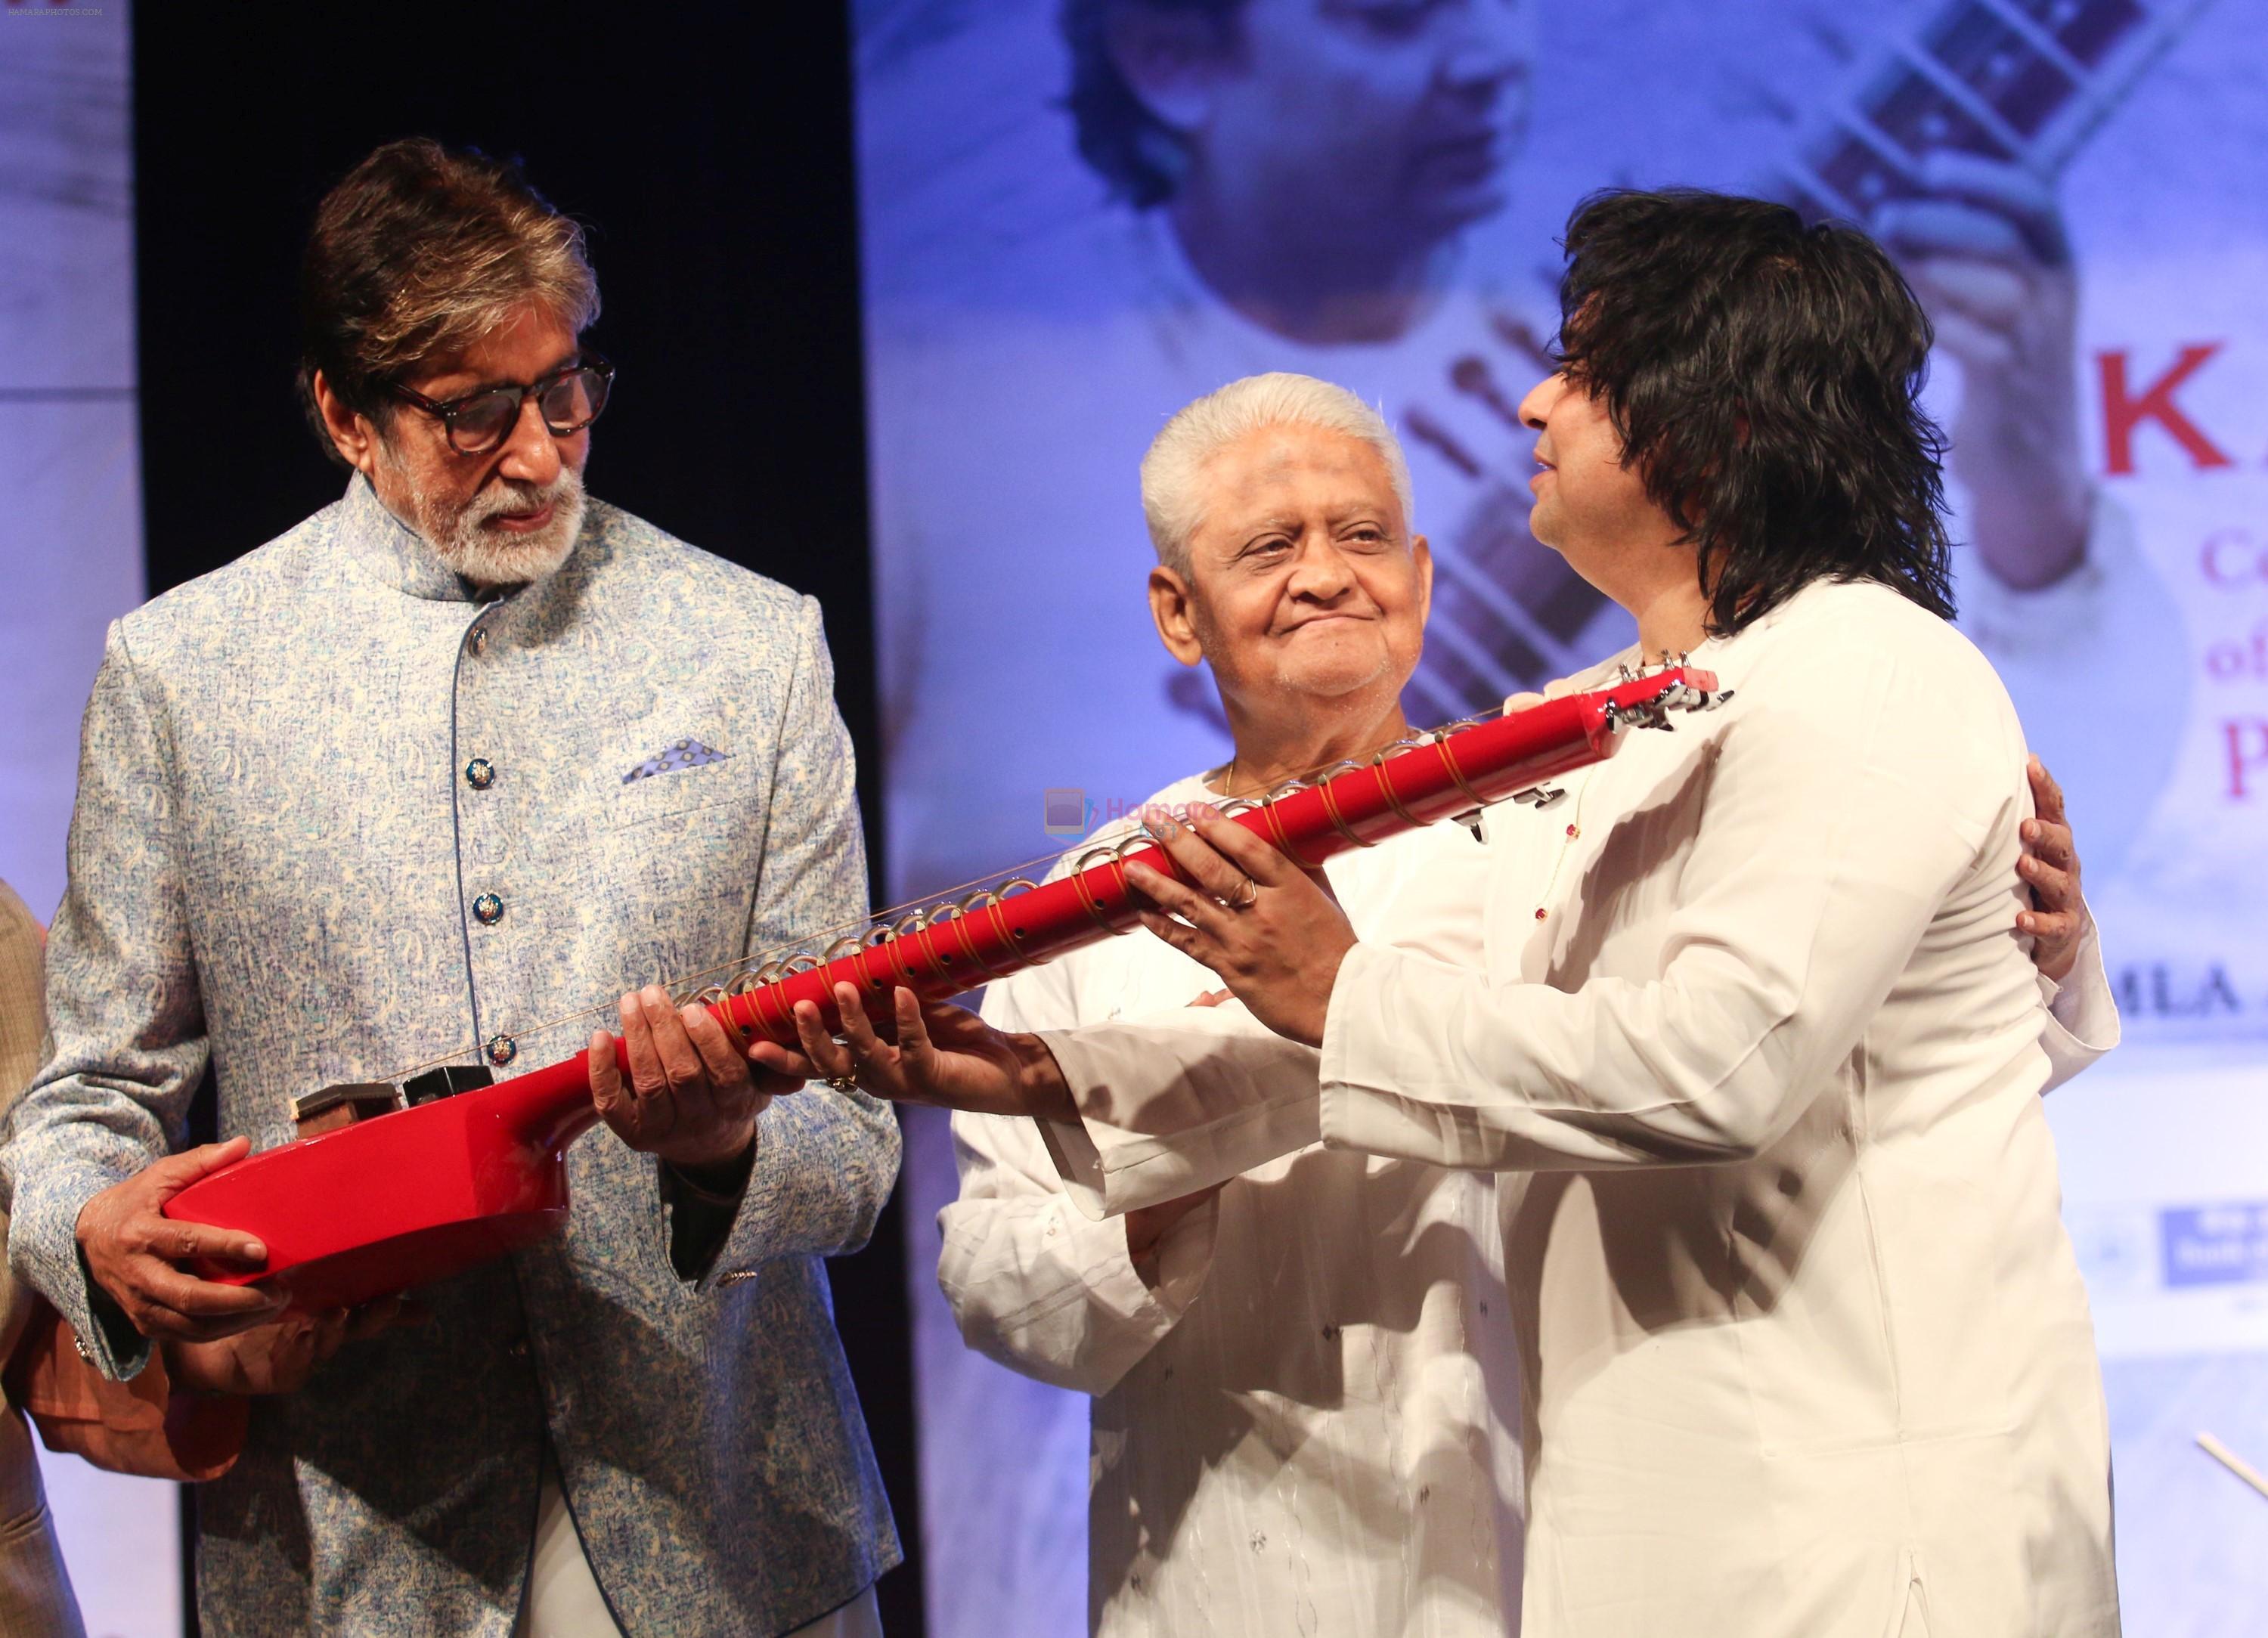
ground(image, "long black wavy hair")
xmin=1554 ymin=189 xmax=1956 ymax=634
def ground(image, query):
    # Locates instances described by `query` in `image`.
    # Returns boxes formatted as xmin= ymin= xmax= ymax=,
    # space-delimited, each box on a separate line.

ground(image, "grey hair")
xmin=1140 ymin=373 xmax=1418 ymax=574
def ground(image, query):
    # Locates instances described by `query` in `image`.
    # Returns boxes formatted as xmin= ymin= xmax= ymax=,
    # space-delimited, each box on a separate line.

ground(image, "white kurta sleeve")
xmin=1033 ymin=816 xmax=1497 ymax=1215
xmin=1033 ymin=1003 xmax=1326 ymax=1218
xmin=2037 ymin=909 xmax=2119 ymax=1095
xmin=935 ymin=961 xmax=1219 ymax=1395
xmin=1318 ymin=621 xmax=2025 ymax=1172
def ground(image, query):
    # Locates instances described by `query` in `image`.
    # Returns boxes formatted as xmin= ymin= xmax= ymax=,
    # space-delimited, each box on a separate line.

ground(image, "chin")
xmin=1409 ymin=174 xmax=1510 ymax=239
xmin=1276 ymin=653 xmax=1393 ymax=701
xmin=1526 ymin=500 xmax=1563 ymax=553
xmin=431 ymin=488 xmax=587 ymax=587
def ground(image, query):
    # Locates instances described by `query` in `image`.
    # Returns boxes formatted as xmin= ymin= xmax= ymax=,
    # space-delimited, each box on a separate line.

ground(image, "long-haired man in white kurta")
xmin=772 ymin=194 xmax=2123 ymax=1638
xmin=1077 ymin=193 xmax=2122 ymax=1635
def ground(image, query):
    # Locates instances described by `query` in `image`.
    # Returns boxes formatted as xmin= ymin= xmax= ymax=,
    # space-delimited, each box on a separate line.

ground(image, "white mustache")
xmin=469 ymin=474 xmax=576 ymax=525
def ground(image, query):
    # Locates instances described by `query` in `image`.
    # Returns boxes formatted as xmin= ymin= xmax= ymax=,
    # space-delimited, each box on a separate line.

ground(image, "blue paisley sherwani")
xmin=2 ymin=477 xmax=903 ymax=1635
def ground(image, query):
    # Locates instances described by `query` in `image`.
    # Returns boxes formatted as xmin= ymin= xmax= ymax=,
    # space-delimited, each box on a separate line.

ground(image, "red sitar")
xmin=163 ymin=667 xmax=1724 ymax=1308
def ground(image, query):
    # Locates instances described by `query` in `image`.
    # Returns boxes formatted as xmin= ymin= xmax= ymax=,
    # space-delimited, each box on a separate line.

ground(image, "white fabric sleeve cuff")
xmin=1033 ymin=1010 xmax=1324 ymax=1219
xmin=936 ymin=1187 xmax=1219 ymax=1395
xmin=1316 ymin=940 xmax=1483 ymax=1165
xmin=2037 ymin=910 xmax=2119 ymax=1093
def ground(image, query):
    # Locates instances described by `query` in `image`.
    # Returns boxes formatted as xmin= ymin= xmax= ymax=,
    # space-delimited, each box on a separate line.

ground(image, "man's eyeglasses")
xmin=387 ymin=354 xmax=615 ymax=456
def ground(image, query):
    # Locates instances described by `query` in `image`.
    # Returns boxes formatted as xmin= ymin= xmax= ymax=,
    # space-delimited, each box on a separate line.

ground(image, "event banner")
xmin=855 ymin=0 xmax=2268 ymax=1631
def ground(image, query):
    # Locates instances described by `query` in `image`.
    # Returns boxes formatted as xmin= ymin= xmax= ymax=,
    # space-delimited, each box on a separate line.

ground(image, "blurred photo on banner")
xmin=854 ymin=0 xmax=2268 ymax=1631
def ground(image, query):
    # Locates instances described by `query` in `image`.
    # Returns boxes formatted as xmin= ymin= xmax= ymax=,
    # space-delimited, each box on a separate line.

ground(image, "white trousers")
xmin=516 ymin=1465 xmax=883 ymax=1637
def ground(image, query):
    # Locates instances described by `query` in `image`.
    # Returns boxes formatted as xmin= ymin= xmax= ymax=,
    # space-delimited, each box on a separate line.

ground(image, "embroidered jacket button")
xmin=472 ymin=893 xmax=505 ymax=925
xmin=465 ymin=757 xmax=495 ymax=790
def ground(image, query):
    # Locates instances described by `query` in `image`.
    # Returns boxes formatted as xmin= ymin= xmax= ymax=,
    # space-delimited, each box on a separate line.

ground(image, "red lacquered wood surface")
xmin=165 ymin=668 xmax=1718 ymax=1307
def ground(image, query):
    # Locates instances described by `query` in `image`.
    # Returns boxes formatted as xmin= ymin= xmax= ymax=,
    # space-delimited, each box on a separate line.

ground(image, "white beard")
xmin=392 ymin=459 xmax=587 ymax=587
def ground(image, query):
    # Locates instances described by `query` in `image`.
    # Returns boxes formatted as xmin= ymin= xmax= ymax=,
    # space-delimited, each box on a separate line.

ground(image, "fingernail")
xmin=243 ymin=1240 xmax=267 ymax=1262
xmin=2022 ymin=821 xmax=2038 ymax=840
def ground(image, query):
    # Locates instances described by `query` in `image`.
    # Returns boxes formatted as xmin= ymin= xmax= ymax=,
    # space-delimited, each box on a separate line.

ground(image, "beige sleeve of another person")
xmin=0 ymin=881 xmax=91 ymax=1638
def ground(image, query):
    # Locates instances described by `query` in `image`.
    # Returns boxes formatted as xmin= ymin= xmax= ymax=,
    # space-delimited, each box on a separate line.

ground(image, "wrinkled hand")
xmin=163 ymin=1296 xmax=415 ymax=1396
xmin=749 ymin=983 xmax=1077 ymax=1122
xmin=2016 ymin=756 xmax=2087 ymax=983
xmin=76 ymin=1138 xmax=287 ymax=1344
xmin=591 ymin=985 xmax=795 ymax=1174
xmin=1876 ymin=153 xmax=2090 ymax=590
xmin=1125 ymin=807 xmax=1356 ymax=1048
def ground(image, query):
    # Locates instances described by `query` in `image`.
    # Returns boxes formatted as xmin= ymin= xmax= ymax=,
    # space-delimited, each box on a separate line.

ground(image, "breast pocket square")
xmin=623 ymin=738 xmax=731 ymax=785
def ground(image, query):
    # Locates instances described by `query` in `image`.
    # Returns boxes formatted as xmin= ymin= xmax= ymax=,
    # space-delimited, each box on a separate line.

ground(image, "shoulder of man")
xmin=576 ymin=497 xmax=823 ymax=635
xmin=1747 ymin=577 xmax=1997 ymax=678
xmin=1727 ymin=578 xmax=2026 ymax=773
xmin=113 ymin=491 xmax=358 ymax=655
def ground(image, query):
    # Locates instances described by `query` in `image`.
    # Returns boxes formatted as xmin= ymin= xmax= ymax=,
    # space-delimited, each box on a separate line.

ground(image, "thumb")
xmin=150 ymin=1135 xmax=254 ymax=1197
xmin=1503 ymin=691 xmax=1547 ymax=714
xmin=587 ymin=1030 xmax=625 ymax=1116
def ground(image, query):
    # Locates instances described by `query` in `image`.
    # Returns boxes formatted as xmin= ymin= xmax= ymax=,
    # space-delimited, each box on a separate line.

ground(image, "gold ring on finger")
xmin=1228 ymin=875 xmax=1259 ymax=910
xmin=823 ymin=1073 xmax=859 ymax=1092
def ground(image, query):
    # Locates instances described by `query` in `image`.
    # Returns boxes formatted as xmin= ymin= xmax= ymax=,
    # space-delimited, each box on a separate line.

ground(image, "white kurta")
xmin=1036 ymin=581 xmax=2121 ymax=1638
xmin=944 ymin=775 xmax=1523 ymax=1636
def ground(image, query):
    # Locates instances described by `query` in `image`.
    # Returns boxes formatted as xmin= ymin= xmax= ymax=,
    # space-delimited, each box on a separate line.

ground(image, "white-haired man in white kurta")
xmin=783 ymin=342 xmax=2120 ymax=1633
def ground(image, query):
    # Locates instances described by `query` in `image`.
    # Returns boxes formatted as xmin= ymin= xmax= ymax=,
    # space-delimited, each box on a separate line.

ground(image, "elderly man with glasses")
xmin=1 ymin=139 xmax=898 ymax=1637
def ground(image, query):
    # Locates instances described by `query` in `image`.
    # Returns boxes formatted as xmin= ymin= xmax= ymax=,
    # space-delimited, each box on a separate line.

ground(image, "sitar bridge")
xmin=290 ymin=1065 xmax=497 ymax=1139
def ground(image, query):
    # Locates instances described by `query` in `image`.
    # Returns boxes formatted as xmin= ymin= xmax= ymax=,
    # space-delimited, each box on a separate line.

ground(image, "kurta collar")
xmin=335 ymin=474 xmax=477 ymax=602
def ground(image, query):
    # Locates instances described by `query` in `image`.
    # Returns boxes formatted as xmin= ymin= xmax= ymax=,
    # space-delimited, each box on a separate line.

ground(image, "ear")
xmin=1148 ymin=564 xmax=1206 ymax=667
xmin=311 ymin=370 xmax=379 ymax=476
xmin=1107 ymin=2 xmax=1239 ymax=137
xmin=1410 ymin=533 xmax=1435 ymax=629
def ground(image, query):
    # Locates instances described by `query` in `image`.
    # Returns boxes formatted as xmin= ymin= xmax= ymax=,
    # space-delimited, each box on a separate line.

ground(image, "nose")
xmin=494 ymin=392 xmax=564 ymax=487
xmin=1517 ymin=371 xmax=1565 ymax=433
xmin=1287 ymin=536 xmax=1359 ymax=602
xmin=1440 ymin=0 xmax=1532 ymax=90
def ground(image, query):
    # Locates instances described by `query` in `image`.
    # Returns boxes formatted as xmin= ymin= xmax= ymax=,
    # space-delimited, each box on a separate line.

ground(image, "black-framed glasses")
xmin=388 ymin=352 xmax=615 ymax=456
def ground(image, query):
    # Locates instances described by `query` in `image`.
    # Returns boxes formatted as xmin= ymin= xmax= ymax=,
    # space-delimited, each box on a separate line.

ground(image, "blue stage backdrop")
xmin=852 ymin=0 xmax=2268 ymax=1632
xmin=0 ymin=1 xmax=184 ymax=1632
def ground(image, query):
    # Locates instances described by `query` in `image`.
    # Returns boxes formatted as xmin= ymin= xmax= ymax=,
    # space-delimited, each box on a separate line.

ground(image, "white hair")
xmin=1139 ymin=373 xmax=1418 ymax=574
